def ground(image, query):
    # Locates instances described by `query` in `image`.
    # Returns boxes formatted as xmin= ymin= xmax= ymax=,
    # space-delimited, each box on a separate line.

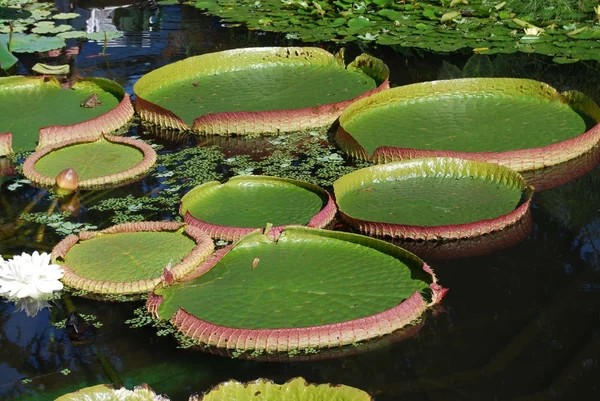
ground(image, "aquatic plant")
xmin=0 ymin=76 xmax=134 ymax=153
xmin=189 ymin=0 xmax=600 ymax=63
xmin=336 ymin=77 xmax=600 ymax=170
xmin=134 ymin=47 xmax=389 ymax=134
xmin=180 ymin=175 xmax=336 ymax=240
xmin=0 ymin=251 xmax=63 ymax=299
xmin=23 ymin=135 xmax=157 ymax=191
xmin=148 ymin=226 xmax=446 ymax=355
xmin=55 ymin=377 xmax=374 ymax=400
xmin=334 ymin=158 xmax=533 ymax=241
xmin=51 ymin=221 xmax=214 ymax=296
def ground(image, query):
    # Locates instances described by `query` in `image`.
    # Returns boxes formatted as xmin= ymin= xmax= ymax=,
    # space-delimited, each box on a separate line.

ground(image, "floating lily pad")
xmin=52 ymin=222 xmax=214 ymax=296
xmin=0 ymin=32 xmax=65 ymax=53
xmin=22 ymin=135 xmax=156 ymax=190
xmin=396 ymin=213 xmax=533 ymax=260
xmin=199 ymin=377 xmax=373 ymax=400
xmin=148 ymin=226 xmax=446 ymax=354
xmin=521 ymin=144 xmax=600 ymax=192
xmin=336 ymin=78 xmax=600 ymax=171
xmin=56 ymin=383 xmax=167 ymax=401
xmin=0 ymin=76 xmax=134 ymax=152
xmin=180 ymin=176 xmax=336 ymax=241
xmin=333 ymin=158 xmax=533 ymax=241
xmin=134 ymin=47 xmax=389 ymax=134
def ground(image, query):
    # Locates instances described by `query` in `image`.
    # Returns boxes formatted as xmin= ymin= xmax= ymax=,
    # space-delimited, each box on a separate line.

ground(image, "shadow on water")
xmin=1 ymin=1 xmax=599 ymax=400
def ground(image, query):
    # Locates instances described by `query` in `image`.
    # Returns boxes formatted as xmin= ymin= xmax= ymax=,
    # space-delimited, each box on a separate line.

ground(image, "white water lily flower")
xmin=0 ymin=252 xmax=64 ymax=299
xmin=523 ymin=26 xmax=543 ymax=36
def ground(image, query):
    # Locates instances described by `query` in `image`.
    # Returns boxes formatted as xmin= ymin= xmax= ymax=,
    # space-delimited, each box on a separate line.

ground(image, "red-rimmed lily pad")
xmin=396 ymin=212 xmax=533 ymax=260
xmin=180 ymin=176 xmax=336 ymax=241
xmin=134 ymin=47 xmax=389 ymax=134
xmin=521 ymin=144 xmax=600 ymax=192
xmin=51 ymin=221 xmax=214 ymax=296
xmin=147 ymin=226 xmax=446 ymax=354
xmin=22 ymin=135 xmax=156 ymax=190
xmin=0 ymin=76 xmax=134 ymax=152
xmin=336 ymin=78 xmax=600 ymax=171
xmin=197 ymin=377 xmax=373 ymax=400
xmin=333 ymin=158 xmax=533 ymax=241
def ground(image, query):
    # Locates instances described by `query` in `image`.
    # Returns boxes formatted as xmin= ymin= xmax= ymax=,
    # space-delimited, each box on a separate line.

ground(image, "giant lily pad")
xmin=22 ymin=135 xmax=156 ymax=190
xmin=51 ymin=222 xmax=214 ymax=295
xmin=134 ymin=47 xmax=389 ymax=134
xmin=333 ymin=158 xmax=533 ymax=241
xmin=0 ymin=76 xmax=134 ymax=152
xmin=396 ymin=212 xmax=533 ymax=260
xmin=198 ymin=377 xmax=373 ymax=400
xmin=147 ymin=226 xmax=446 ymax=354
xmin=180 ymin=176 xmax=336 ymax=241
xmin=336 ymin=78 xmax=600 ymax=171
xmin=521 ymin=144 xmax=600 ymax=192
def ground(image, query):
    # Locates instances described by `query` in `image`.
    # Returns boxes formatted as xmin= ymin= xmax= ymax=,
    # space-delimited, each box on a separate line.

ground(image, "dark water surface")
xmin=1 ymin=2 xmax=600 ymax=400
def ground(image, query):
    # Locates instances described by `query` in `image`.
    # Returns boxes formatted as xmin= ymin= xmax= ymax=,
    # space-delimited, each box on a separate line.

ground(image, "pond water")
xmin=1 ymin=2 xmax=600 ymax=400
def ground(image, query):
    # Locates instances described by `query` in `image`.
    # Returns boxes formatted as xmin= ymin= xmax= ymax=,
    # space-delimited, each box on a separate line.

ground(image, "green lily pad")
xmin=199 ymin=377 xmax=372 ymax=400
xmin=52 ymin=222 xmax=214 ymax=296
xmin=134 ymin=47 xmax=389 ymax=134
xmin=0 ymin=76 xmax=134 ymax=152
xmin=334 ymin=158 xmax=533 ymax=241
xmin=336 ymin=78 xmax=600 ymax=171
xmin=53 ymin=12 xmax=81 ymax=20
xmin=0 ymin=32 xmax=65 ymax=53
xmin=31 ymin=63 xmax=70 ymax=75
xmin=180 ymin=175 xmax=336 ymax=241
xmin=23 ymin=135 xmax=156 ymax=190
xmin=148 ymin=226 xmax=446 ymax=354
xmin=86 ymin=31 xmax=124 ymax=40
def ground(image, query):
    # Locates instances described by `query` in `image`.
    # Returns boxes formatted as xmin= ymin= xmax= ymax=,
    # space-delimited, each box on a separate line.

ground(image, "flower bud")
xmin=56 ymin=168 xmax=79 ymax=191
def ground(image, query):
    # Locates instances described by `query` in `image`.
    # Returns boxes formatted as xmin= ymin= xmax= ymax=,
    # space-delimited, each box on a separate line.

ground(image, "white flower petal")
xmin=14 ymin=284 xmax=41 ymax=299
xmin=35 ymin=279 xmax=63 ymax=294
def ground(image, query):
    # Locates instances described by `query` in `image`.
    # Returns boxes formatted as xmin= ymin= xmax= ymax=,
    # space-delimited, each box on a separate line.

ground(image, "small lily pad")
xmin=180 ymin=176 xmax=336 ymax=241
xmin=86 ymin=31 xmax=124 ymax=41
xmin=199 ymin=377 xmax=373 ymax=400
xmin=52 ymin=222 xmax=214 ymax=296
xmin=23 ymin=135 xmax=156 ymax=190
xmin=31 ymin=63 xmax=70 ymax=75
xmin=334 ymin=158 xmax=533 ymax=241
xmin=53 ymin=12 xmax=81 ymax=20
xmin=0 ymin=33 xmax=65 ymax=53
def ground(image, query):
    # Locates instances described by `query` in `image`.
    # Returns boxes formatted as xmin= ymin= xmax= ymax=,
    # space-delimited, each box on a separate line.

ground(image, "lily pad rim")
xmin=336 ymin=77 xmax=600 ymax=171
xmin=198 ymin=377 xmax=375 ymax=400
xmin=22 ymin=134 xmax=157 ymax=190
xmin=147 ymin=226 xmax=447 ymax=352
xmin=133 ymin=46 xmax=390 ymax=134
xmin=51 ymin=221 xmax=215 ymax=296
xmin=333 ymin=157 xmax=534 ymax=241
xmin=180 ymin=175 xmax=337 ymax=241
xmin=0 ymin=75 xmax=134 ymax=152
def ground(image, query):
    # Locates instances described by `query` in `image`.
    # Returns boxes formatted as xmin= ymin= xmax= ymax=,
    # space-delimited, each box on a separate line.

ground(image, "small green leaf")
xmin=0 ymin=41 xmax=18 ymax=70
xmin=32 ymin=63 xmax=70 ymax=75
xmin=53 ymin=13 xmax=81 ymax=19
